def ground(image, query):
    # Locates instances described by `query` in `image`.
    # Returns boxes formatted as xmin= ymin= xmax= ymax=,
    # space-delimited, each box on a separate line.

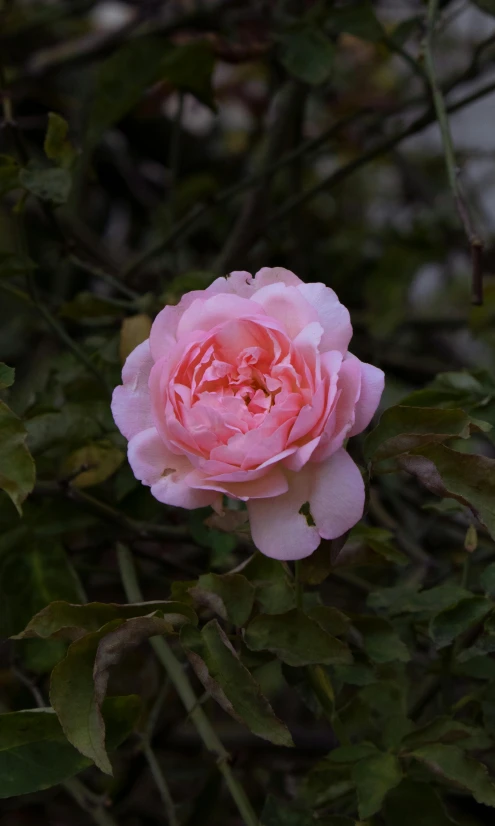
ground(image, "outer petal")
xmin=310 ymin=448 xmax=365 ymax=540
xmin=311 ymin=354 xmax=361 ymax=462
xmin=348 ymin=361 xmax=385 ymax=436
xmin=111 ymin=340 xmax=153 ymax=440
xmin=253 ymin=267 xmax=303 ymax=289
xmin=251 ymin=284 xmax=319 ymax=340
xmin=177 ymin=294 xmax=267 ymax=338
xmin=297 ymin=282 xmax=352 ymax=354
xmin=247 ymin=470 xmax=320 ymax=560
xmin=128 ymin=427 xmax=218 ymax=509
xmin=186 ymin=465 xmax=289 ymax=501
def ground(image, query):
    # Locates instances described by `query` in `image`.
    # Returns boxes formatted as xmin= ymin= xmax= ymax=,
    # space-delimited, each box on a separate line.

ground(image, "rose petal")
xmin=298 ymin=282 xmax=352 ymax=354
xmin=111 ymin=340 xmax=154 ymax=440
xmin=311 ymin=354 xmax=362 ymax=462
xmin=348 ymin=361 xmax=385 ymax=436
xmin=186 ymin=465 xmax=289 ymax=500
xmin=251 ymin=284 xmax=319 ymax=339
xmin=177 ymin=294 xmax=267 ymax=338
xmin=253 ymin=266 xmax=303 ymax=289
xmin=247 ymin=469 xmax=320 ymax=560
xmin=310 ymin=448 xmax=365 ymax=540
xmin=128 ymin=427 xmax=218 ymax=509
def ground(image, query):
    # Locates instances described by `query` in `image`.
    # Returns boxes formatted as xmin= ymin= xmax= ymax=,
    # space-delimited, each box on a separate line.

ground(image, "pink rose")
xmin=112 ymin=267 xmax=384 ymax=560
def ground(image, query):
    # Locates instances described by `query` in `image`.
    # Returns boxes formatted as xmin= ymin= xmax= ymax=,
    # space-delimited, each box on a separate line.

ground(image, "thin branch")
xmin=142 ymin=741 xmax=179 ymax=826
xmin=70 ymin=254 xmax=140 ymax=301
xmin=423 ymin=0 xmax=484 ymax=304
xmin=64 ymin=778 xmax=121 ymax=826
xmin=33 ymin=480 xmax=188 ymax=542
xmin=264 ymin=75 xmax=495 ymax=233
xmin=25 ymin=267 xmax=111 ymax=394
xmin=214 ymin=80 xmax=307 ymax=274
xmin=116 ymin=544 xmax=260 ymax=826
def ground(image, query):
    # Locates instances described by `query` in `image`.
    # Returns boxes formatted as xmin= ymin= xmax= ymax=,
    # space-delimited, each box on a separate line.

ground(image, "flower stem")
xmin=116 ymin=544 xmax=259 ymax=826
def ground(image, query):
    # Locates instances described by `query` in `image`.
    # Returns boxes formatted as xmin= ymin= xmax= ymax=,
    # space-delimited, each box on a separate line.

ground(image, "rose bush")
xmin=112 ymin=267 xmax=384 ymax=559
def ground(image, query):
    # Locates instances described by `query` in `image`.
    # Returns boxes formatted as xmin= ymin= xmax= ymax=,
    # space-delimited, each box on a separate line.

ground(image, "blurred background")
xmin=3 ymin=0 xmax=495 ymax=824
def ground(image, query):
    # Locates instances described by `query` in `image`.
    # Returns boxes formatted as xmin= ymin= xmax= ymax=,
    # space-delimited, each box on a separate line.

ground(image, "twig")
xmin=116 ymin=544 xmax=260 ymax=826
xmin=214 ymin=80 xmax=306 ymax=274
xmin=264 ymin=75 xmax=495 ymax=232
xmin=64 ymin=778 xmax=120 ymax=826
xmin=70 ymin=255 xmax=140 ymax=301
xmin=25 ymin=267 xmax=111 ymax=394
xmin=142 ymin=741 xmax=179 ymax=826
xmin=423 ymin=0 xmax=484 ymax=304
xmin=33 ymin=481 xmax=188 ymax=542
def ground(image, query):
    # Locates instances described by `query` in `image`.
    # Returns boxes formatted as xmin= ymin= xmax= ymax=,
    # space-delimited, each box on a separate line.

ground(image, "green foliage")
xmin=245 ymin=610 xmax=352 ymax=666
xmin=352 ymin=752 xmax=402 ymax=818
xmin=19 ymin=163 xmax=72 ymax=204
xmin=0 ymin=363 xmax=15 ymax=389
xmin=279 ymin=29 xmax=334 ymax=85
xmin=0 ymin=697 xmax=140 ymax=798
xmin=0 ymin=401 xmax=35 ymax=513
xmin=181 ymin=620 xmax=293 ymax=747
xmin=51 ymin=610 xmax=190 ymax=773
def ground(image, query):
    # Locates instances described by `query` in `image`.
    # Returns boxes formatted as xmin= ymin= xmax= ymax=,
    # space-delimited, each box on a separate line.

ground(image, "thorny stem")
xmin=116 ymin=544 xmax=260 ymax=826
xmin=423 ymin=0 xmax=484 ymax=304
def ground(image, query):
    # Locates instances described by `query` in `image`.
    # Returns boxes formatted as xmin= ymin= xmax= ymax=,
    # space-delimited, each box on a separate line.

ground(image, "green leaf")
xmin=181 ymin=620 xmax=293 ymax=747
xmin=61 ymin=440 xmax=125 ymax=488
xmin=26 ymin=403 xmax=105 ymax=455
xmin=398 ymin=444 xmax=495 ymax=540
xmin=87 ymin=38 xmax=215 ymax=148
xmin=279 ymin=29 xmax=334 ymax=85
xmin=44 ymin=113 xmax=76 ymax=168
xmin=352 ymin=617 xmax=410 ymax=663
xmin=373 ymin=583 xmax=470 ymax=616
xmin=162 ymin=40 xmax=215 ymax=108
xmin=87 ymin=38 xmax=168 ymax=147
xmin=0 ymin=363 xmax=14 ymax=389
xmin=307 ymin=605 xmax=350 ymax=637
xmin=364 ymin=406 xmax=477 ymax=465
xmin=0 ymin=400 xmax=35 ymax=514
xmin=410 ymin=744 xmax=495 ymax=807
xmin=0 ymin=154 xmax=20 ymax=196
xmin=384 ymin=780 xmax=458 ymax=826
xmin=0 ymin=531 xmax=83 ymax=639
xmin=260 ymin=795 xmax=316 ymax=825
xmin=328 ymin=743 xmax=379 ymax=763
xmin=239 ymin=554 xmax=296 ymax=615
xmin=481 ymin=562 xmax=495 ymax=595
xmin=429 ymin=596 xmax=493 ymax=649
xmin=348 ymin=524 xmax=407 ymax=566
xmin=328 ymin=2 xmax=385 ymax=41
xmin=402 ymin=716 xmax=491 ymax=750
xmin=0 ymin=697 xmax=140 ymax=798
xmin=244 ymin=609 xmax=352 ymax=667
xmin=299 ymin=538 xmax=341 ymax=585
xmin=50 ymin=614 xmax=177 ymax=773
xmin=189 ymin=573 xmax=254 ymax=627
xmin=352 ymin=752 xmax=402 ymax=819
xmin=14 ymin=599 xmax=196 ymax=640
xmin=19 ymin=163 xmax=71 ymax=204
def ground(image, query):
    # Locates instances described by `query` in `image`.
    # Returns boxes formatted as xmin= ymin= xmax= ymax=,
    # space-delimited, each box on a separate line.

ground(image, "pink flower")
xmin=112 ymin=268 xmax=384 ymax=560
